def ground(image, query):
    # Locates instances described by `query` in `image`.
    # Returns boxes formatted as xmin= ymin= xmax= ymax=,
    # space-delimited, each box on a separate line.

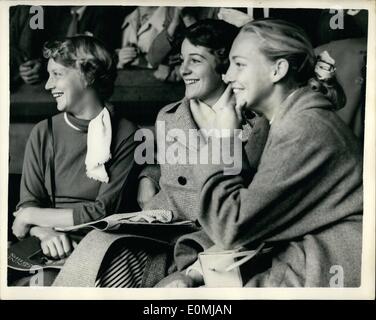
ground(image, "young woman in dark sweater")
xmin=12 ymin=36 xmax=139 ymax=264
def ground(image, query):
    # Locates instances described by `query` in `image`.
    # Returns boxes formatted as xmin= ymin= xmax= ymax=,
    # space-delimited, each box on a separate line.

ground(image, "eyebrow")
xmin=188 ymin=53 xmax=207 ymax=60
xmin=231 ymin=55 xmax=247 ymax=60
xmin=47 ymin=68 xmax=64 ymax=73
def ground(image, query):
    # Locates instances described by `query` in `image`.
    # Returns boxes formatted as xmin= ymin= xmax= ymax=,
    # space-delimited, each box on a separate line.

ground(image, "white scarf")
xmin=189 ymin=89 xmax=235 ymax=138
xmin=85 ymin=107 xmax=112 ymax=183
xmin=64 ymin=107 xmax=112 ymax=183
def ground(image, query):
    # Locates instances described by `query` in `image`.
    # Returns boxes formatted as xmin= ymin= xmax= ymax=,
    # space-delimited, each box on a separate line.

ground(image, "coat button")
xmin=178 ymin=176 xmax=187 ymax=185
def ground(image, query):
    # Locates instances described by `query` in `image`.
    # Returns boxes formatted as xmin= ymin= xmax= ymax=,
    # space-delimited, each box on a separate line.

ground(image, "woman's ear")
xmin=80 ymin=74 xmax=89 ymax=88
xmin=271 ymin=58 xmax=289 ymax=83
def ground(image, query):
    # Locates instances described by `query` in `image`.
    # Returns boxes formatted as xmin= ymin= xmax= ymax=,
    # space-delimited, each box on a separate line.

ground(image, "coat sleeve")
xmin=72 ymin=130 xmax=139 ymax=225
xmin=137 ymin=103 xmax=176 ymax=210
xmin=147 ymin=30 xmax=173 ymax=67
xmin=174 ymin=229 xmax=215 ymax=271
xmin=193 ymin=115 xmax=347 ymax=249
xmin=137 ymin=124 xmax=161 ymax=187
xmin=146 ymin=8 xmax=176 ymax=67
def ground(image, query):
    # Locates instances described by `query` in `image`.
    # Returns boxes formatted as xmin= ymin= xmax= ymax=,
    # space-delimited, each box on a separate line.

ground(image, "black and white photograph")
xmin=1 ymin=0 xmax=374 ymax=300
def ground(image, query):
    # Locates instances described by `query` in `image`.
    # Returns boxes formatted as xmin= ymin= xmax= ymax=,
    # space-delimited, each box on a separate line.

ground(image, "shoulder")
xmin=30 ymin=113 xmax=67 ymax=139
xmin=271 ymin=107 xmax=360 ymax=157
xmin=272 ymin=108 xmax=328 ymax=143
xmin=29 ymin=115 xmax=56 ymax=140
xmin=157 ymin=99 xmax=185 ymax=120
xmin=113 ymin=117 xmax=139 ymax=141
xmin=271 ymin=89 xmax=344 ymax=142
xmin=26 ymin=114 xmax=62 ymax=149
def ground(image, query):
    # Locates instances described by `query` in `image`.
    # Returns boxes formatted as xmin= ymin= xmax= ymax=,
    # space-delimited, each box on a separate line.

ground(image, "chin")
xmin=57 ymin=102 xmax=69 ymax=112
xmin=185 ymin=90 xmax=194 ymax=100
xmin=56 ymin=104 xmax=65 ymax=112
xmin=185 ymin=87 xmax=203 ymax=100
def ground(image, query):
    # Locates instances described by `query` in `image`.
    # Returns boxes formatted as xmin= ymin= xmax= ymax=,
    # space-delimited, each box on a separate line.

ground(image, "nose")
xmin=179 ymin=59 xmax=191 ymax=77
xmin=45 ymin=75 xmax=54 ymax=91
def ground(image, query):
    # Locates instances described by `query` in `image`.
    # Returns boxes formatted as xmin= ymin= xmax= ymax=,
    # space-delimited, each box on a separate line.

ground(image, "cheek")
xmin=237 ymin=71 xmax=252 ymax=91
xmin=243 ymin=66 xmax=269 ymax=91
xmin=68 ymin=77 xmax=86 ymax=95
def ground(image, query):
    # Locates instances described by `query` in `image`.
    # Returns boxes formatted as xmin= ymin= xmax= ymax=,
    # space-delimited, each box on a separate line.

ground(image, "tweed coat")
xmin=141 ymin=97 xmax=270 ymax=223
xmin=174 ymin=87 xmax=363 ymax=287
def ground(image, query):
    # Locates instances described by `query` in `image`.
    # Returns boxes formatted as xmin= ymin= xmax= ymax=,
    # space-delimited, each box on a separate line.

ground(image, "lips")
xmin=231 ymin=87 xmax=243 ymax=94
xmin=184 ymin=79 xmax=199 ymax=85
xmin=52 ymin=92 xmax=64 ymax=99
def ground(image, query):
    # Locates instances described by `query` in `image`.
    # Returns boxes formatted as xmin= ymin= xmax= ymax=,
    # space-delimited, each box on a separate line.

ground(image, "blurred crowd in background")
xmin=10 ymin=5 xmax=368 ymax=86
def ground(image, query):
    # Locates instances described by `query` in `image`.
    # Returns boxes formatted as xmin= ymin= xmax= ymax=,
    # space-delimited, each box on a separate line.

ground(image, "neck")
xmin=256 ymin=85 xmax=298 ymax=122
xmin=72 ymin=94 xmax=104 ymax=120
xmin=201 ymin=83 xmax=227 ymax=107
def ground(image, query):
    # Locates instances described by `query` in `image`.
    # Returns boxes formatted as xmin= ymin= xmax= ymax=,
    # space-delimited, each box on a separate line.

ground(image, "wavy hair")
xmin=184 ymin=19 xmax=239 ymax=74
xmin=43 ymin=35 xmax=117 ymax=100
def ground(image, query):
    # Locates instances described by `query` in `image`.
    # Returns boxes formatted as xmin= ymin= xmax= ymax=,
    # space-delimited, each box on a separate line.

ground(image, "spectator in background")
xmin=148 ymin=7 xmax=219 ymax=82
xmin=314 ymin=9 xmax=368 ymax=141
xmin=44 ymin=6 xmax=122 ymax=51
xmin=116 ymin=6 xmax=166 ymax=69
xmin=10 ymin=5 xmax=47 ymax=87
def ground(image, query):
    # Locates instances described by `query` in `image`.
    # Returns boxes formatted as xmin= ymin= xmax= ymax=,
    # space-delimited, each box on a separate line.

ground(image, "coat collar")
xmin=272 ymin=86 xmax=333 ymax=125
xmin=163 ymin=98 xmax=264 ymax=152
xmin=164 ymin=98 xmax=204 ymax=152
xmin=243 ymin=115 xmax=270 ymax=169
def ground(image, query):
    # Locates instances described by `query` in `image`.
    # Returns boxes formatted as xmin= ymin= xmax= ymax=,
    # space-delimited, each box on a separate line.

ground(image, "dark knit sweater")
xmin=17 ymin=112 xmax=139 ymax=225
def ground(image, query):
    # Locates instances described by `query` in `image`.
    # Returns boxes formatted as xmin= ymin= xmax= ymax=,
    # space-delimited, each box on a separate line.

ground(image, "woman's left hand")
xmin=12 ymin=208 xmax=33 ymax=239
xmin=30 ymin=227 xmax=74 ymax=259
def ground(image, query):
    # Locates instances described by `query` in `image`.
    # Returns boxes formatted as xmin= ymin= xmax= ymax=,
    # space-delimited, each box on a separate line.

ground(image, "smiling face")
xmin=225 ymin=32 xmax=275 ymax=114
xmin=180 ymin=39 xmax=225 ymax=106
xmin=45 ymin=58 xmax=87 ymax=114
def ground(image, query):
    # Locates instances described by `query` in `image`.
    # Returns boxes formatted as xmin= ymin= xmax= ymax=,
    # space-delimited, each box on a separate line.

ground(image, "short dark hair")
xmin=43 ymin=35 xmax=117 ymax=100
xmin=184 ymin=19 xmax=239 ymax=74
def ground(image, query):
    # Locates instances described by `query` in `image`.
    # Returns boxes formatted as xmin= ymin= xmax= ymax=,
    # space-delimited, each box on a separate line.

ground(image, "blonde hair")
xmin=43 ymin=35 xmax=117 ymax=100
xmin=241 ymin=19 xmax=346 ymax=109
